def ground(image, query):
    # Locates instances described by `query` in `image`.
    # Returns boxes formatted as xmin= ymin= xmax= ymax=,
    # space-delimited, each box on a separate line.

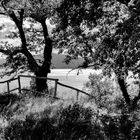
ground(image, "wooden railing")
xmin=57 ymin=82 xmax=93 ymax=100
xmin=0 ymin=75 xmax=93 ymax=100
xmin=0 ymin=77 xmax=20 ymax=94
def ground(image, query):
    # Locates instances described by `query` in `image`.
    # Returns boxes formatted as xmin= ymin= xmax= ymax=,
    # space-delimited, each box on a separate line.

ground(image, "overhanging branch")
xmin=1 ymin=0 xmax=8 ymax=12
xmin=9 ymin=49 xmax=23 ymax=57
xmin=0 ymin=49 xmax=10 ymax=55
xmin=1 ymin=0 xmax=41 ymax=74
xmin=0 ymin=12 xmax=7 ymax=15
xmin=0 ymin=48 xmax=22 ymax=56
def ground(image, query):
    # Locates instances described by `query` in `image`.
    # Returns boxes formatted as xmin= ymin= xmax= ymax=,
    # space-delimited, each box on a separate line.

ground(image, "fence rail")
xmin=0 ymin=75 xmax=91 ymax=100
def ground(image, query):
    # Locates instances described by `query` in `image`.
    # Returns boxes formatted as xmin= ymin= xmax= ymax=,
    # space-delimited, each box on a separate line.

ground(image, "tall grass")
xmin=1 ymin=72 xmax=140 ymax=140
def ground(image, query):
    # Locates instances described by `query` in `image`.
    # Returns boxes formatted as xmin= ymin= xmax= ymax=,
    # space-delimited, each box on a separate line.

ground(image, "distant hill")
xmin=0 ymin=53 xmax=84 ymax=69
xmin=34 ymin=53 xmax=84 ymax=69
xmin=0 ymin=58 xmax=5 ymax=66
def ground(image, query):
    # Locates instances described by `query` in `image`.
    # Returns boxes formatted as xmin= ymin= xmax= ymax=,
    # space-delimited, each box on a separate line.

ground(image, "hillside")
xmin=35 ymin=53 xmax=84 ymax=69
xmin=0 ymin=53 xmax=84 ymax=69
xmin=51 ymin=54 xmax=84 ymax=69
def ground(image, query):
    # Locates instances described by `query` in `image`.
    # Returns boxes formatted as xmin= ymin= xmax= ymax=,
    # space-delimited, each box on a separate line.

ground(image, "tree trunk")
xmin=117 ymin=76 xmax=131 ymax=106
xmin=5 ymin=10 xmax=52 ymax=93
xmin=35 ymin=67 xmax=48 ymax=92
xmin=35 ymin=61 xmax=52 ymax=92
xmin=35 ymin=19 xmax=53 ymax=92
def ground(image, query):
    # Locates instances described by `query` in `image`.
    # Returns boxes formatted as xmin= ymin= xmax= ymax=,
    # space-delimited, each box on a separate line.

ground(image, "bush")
xmin=3 ymin=89 xmax=140 ymax=140
xmin=4 ymin=101 xmax=140 ymax=140
xmin=84 ymin=73 xmax=116 ymax=110
xmin=4 ymin=103 xmax=104 ymax=140
xmin=4 ymin=113 xmax=55 ymax=140
xmin=0 ymin=93 xmax=21 ymax=118
xmin=4 ymin=115 xmax=36 ymax=140
xmin=56 ymin=103 xmax=104 ymax=140
xmin=101 ymin=113 xmax=136 ymax=140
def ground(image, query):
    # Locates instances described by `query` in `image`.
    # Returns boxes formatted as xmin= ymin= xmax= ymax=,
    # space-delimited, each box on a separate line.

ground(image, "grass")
xmin=0 ymin=88 xmax=104 ymax=140
xmin=0 ymin=84 xmax=140 ymax=140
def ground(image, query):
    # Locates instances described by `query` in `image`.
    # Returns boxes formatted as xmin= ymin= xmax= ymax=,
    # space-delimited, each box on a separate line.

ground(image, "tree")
xmin=93 ymin=0 xmax=140 ymax=108
xmin=0 ymin=0 xmax=61 ymax=92
xmin=53 ymin=0 xmax=140 ymax=108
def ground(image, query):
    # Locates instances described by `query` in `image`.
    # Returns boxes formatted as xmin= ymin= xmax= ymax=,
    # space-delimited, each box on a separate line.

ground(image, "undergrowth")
xmin=1 ymin=73 xmax=140 ymax=139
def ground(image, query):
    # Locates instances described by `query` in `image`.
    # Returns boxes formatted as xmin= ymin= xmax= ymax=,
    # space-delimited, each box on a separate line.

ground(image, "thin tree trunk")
xmin=117 ymin=76 xmax=131 ymax=106
xmin=131 ymin=82 xmax=140 ymax=110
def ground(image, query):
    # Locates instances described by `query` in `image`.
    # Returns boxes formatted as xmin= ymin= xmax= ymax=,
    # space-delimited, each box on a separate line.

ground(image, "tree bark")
xmin=35 ymin=67 xmax=48 ymax=92
xmin=117 ymin=76 xmax=131 ymax=106
xmin=35 ymin=19 xmax=53 ymax=92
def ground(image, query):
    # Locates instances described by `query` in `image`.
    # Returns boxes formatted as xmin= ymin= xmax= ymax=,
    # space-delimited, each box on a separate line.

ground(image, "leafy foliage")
xmin=4 ymin=103 xmax=104 ymax=140
xmin=56 ymin=103 xmax=103 ymax=140
xmin=55 ymin=0 xmax=103 ymax=30
xmin=4 ymin=99 xmax=140 ymax=140
xmin=53 ymin=0 xmax=140 ymax=106
xmin=85 ymin=73 xmax=117 ymax=110
xmin=1 ymin=84 xmax=140 ymax=140
xmin=101 ymin=114 xmax=135 ymax=140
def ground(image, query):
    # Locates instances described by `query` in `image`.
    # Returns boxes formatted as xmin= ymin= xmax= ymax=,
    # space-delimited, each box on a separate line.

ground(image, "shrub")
xmin=4 ymin=103 xmax=104 ymax=140
xmin=84 ymin=73 xmax=116 ymax=110
xmin=113 ymin=95 xmax=128 ymax=112
xmin=4 ymin=115 xmax=36 ymax=140
xmin=0 ymin=93 xmax=21 ymax=118
xmin=101 ymin=113 xmax=135 ymax=140
xmin=4 ymin=100 xmax=140 ymax=140
xmin=31 ymin=117 xmax=56 ymax=140
xmin=56 ymin=103 xmax=104 ymax=140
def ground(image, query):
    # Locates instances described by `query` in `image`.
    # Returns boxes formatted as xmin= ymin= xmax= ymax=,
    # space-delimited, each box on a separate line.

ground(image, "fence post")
xmin=54 ymin=79 xmax=58 ymax=98
xmin=7 ymin=81 xmax=10 ymax=94
xmin=76 ymin=90 xmax=79 ymax=101
xmin=18 ymin=76 xmax=21 ymax=94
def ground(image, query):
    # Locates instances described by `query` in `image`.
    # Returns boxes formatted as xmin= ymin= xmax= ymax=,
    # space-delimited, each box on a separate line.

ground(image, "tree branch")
xmin=117 ymin=76 xmax=131 ymax=106
xmin=0 ymin=12 xmax=7 ymax=15
xmin=19 ymin=9 xmax=24 ymax=25
xmin=1 ymin=1 xmax=39 ymax=73
xmin=9 ymin=49 xmax=23 ymax=57
xmin=132 ymin=81 xmax=140 ymax=109
xmin=1 ymin=0 xmax=8 ymax=12
xmin=40 ymin=19 xmax=52 ymax=73
xmin=0 ymin=48 xmax=10 ymax=55
xmin=0 ymin=48 xmax=22 ymax=57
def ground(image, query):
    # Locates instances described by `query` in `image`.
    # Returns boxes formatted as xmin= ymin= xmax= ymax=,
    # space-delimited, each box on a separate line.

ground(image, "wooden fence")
xmin=0 ymin=75 xmax=93 ymax=100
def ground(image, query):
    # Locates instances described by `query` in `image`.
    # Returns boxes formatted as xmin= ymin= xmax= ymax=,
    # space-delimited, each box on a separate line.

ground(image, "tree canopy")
xmin=53 ymin=0 xmax=140 ymax=108
xmin=1 ymin=0 xmax=140 ymax=106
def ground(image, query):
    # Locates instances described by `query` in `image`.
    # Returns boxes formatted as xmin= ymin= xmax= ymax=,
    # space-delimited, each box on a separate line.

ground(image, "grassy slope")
xmin=36 ymin=54 xmax=84 ymax=69
xmin=51 ymin=54 xmax=84 ymax=69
